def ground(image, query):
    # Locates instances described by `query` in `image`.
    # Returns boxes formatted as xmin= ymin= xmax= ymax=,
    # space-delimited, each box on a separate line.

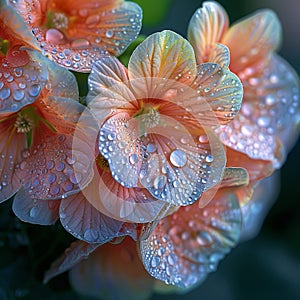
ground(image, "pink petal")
xmin=0 ymin=121 xmax=25 ymax=202
xmin=69 ymin=238 xmax=154 ymax=300
xmin=223 ymin=9 xmax=281 ymax=72
xmin=140 ymin=190 xmax=242 ymax=288
xmin=193 ymin=62 xmax=243 ymax=125
xmin=187 ymin=2 xmax=229 ymax=65
xmin=218 ymin=54 xmax=299 ymax=166
xmin=12 ymin=188 xmax=60 ymax=224
xmin=15 ymin=131 xmax=93 ymax=200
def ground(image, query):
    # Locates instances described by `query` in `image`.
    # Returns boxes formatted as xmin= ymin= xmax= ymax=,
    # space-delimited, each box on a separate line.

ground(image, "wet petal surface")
xmin=140 ymin=189 xmax=242 ymax=288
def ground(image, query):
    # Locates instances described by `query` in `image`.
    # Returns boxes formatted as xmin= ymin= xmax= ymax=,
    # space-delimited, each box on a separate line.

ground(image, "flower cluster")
xmin=0 ymin=0 xmax=299 ymax=299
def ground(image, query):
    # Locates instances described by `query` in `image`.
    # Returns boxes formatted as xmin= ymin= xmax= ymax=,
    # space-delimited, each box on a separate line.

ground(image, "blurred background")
xmin=0 ymin=0 xmax=299 ymax=299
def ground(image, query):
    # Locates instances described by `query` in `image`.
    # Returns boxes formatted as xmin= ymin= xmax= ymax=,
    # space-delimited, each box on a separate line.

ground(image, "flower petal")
xmin=0 ymin=50 xmax=48 ymax=115
xmin=60 ymin=191 xmax=127 ymax=244
xmin=12 ymin=188 xmax=60 ymax=225
xmin=218 ymin=54 xmax=299 ymax=166
xmin=99 ymin=111 xmax=226 ymax=207
xmin=220 ymin=167 xmax=249 ymax=188
xmin=10 ymin=0 xmax=142 ymax=72
xmin=0 ymin=122 xmax=25 ymax=202
xmin=240 ymin=172 xmax=280 ymax=241
xmin=193 ymin=62 xmax=243 ymax=125
xmin=223 ymin=9 xmax=281 ymax=72
xmin=140 ymin=190 xmax=242 ymax=288
xmin=43 ymin=240 xmax=101 ymax=284
xmin=87 ymin=56 xmax=136 ymax=120
xmin=187 ymin=1 xmax=229 ymax=64
xmin=16 ymin=131 xmax=93 ymax=200
xmin=69 ymin=238 xmax=154 ymax=300
xmin=128 ymin=30 xmax=197 ymax=97
xmin=83 ymin=159 xmax=173 ymax=223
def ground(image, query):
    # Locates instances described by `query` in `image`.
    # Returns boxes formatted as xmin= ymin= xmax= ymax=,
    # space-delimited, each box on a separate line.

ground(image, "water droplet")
xmin=45 ymin=28 xmax=65 ymax=43
xmin=85 ymin=14 xmax=100 ymax=26
xmin=196 ymin=230 xmax=213 ymax=246
xmin=257 ymin=116 xmax=270 ymax=127
xmin=199 ymin=134 xmax=209 ymax=143
xmin=153 ymin=175 xmax=167 ymax=190
xmin=170 ymin=149 xmax=187 ymax=168
xmin=0 ymin=87 xmax=11 ymax=100
xmin=106 ymin=30 xmax=114 ymax=38
xmin=29 ymin=84 xmax=41 ymax=97
xmin=71 ymin=39 xmax=90 ymax=49
xmin=55 ymin=162 xmax=65 ymax=171
xmin=151 ymin=255 xmax=161 ymax=268
xmin=205 ymin=154 xmax=214 ymax=163
xmin=29 ymin=206 xmax=38 ymax=218
xmin=147 ymin=143 xmax=156 ymax=153
xmin=48 ymin=173 xmax=56 ymax=184
xmin=129 ymin=153 xmax=138 ymax=165
xmin=13 ymin=89 xmax=25 ymax=101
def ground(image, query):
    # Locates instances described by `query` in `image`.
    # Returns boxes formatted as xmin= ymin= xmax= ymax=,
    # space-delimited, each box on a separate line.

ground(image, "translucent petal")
xmin=217 ymin=54 xmax=298 ymax=166
xmin=60 ymin=191 xmax=126 ymax=244
xmin=140 ymin=190 xmax=242 ymax=288
xmin=193 ymin=62 xmax=243 ymax=125
xmin=220 ymin=167 xmax=249 ymax=188
xmin=12 ymin=188 xmax=60 ymax=225
xmin=0 ymin=50 xmax=49 ymax=115
xmin=223 ymin=9 xmax=281 ymax=72
xmin=99 ymin=112 xmax=225 ymax=207
xmin=87 ymin=56 xmax=136 ymax=120
xmin=44 ymin=240 xmax=101 ymax=283
xmin=187 ymin=1 xmax=229 ymax=64
xmin=0 ymin=122 xmax=25 ymax=202
xmin=206 ymin=43 xmax=230 ymax=68
xmin=10 ymin=0 xmax=142 ymax=72
xmin=82 ymin=160 xmax=173 ymax=223
xmin=16 ymin=131 xmax=93 ymax=200
xmin=128 ymin=30 xmax=197 ymax=98
xmin=240 ymin=172 xmax=280 ymax=241
xmin=0 ymin=1 xmax=39 ymax=50
xmin=69 ymin=238 xmax=154 ymax=300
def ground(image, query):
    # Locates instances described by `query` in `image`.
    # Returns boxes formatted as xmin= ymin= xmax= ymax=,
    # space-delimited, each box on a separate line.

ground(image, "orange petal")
xmin=0 ymin=121 xmax=25 ymax=202
xmin=69 ymin=238 xmax=154 ymax=300
xmin=187 ymin=1 xmax=229 ymax=64
xmin=12 ymin=188 xmax=60 ymax=224
xmin=139 ymin=189 xmax=242 ymax=288
xmin=128 ymin=30 xmax=197 ymax=98
xmin=44 ymin=240 xmax=101 ymax=283
xmin=220 ymin=167 xmax=249 ymax=188
xmin=15 ymin=131 xmax=93 ymax=200
xmin=10 ymin=0 xmax=142 ymax=72
xmin=193 ymin=62 xmax=243 ymax=125
xmin=223 ymin=9 xmax=281 ymax=72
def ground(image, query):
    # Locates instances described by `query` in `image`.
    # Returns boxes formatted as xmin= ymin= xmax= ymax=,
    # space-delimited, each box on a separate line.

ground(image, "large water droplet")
xmin=45 ymin=28 xmax=65 ymax=43
xmin=170 ymin=149 xmax=187 ymax=168
xmin=151 ymin=255 xmax=161 ymax=268
xmin=153 ymin=175 xmax=167 ymax=189
xmin=29 ymin=84 xmax=41 ymax=97
xmin=106 ymin=30 xmax=114 ymax=38
xmin=129 ymin=153 xmax=138 ymax=165
xmin=13 ymin=89 xmax=25 ymax=101
xmin=205 ymin=154 xmax=214 ymax=163
xmin=29 ymin=206 xmax=38 ymax=218
xmin=196 ymin=230 xmax=213 ymax=246
xmin=85 ymin=14 xmax=100 ymax=26
xmin=0 ymin=87 xmax=11 ymax=100
xmin=71 ymin=39 xmax=90 ymax=49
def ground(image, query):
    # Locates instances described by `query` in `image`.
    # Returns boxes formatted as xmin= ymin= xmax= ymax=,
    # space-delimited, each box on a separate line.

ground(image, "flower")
xmin=42 ymin=30 xmax=245 ymax=292
xmin=0 ymin=4 xmax=93 ymax=223
xmin=8 ymin=0 xmax=143 ymax=72
xmin=188 ymin=1 xmax=300 ymax=171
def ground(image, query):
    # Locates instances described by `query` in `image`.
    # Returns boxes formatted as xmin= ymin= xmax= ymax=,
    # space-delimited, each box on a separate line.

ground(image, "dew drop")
xmin=29 ymin=206 xmax=38 ymax=218
xmin=85 ymin=14 xmax=100 ymax=26
xmin=106 ymin=30 xmax=114 ymax=38
xmin=153 ymin=175 xmax=167 ymax=190
xmin=196 ymin=230 xmax=213 ymax=246
xmin=151 ymin=255 xmax=161 ymax=268
xmin=198 ymin=134 xmax=209 ymax=144
xmin=71 ymin=39 xmax=90 ymax=49
xmin=13 ymin=89 xmax=25 ymax=101
xmin=29 ymin=84 xmax=41 ymax=97
xmin=257 ymin=116 xmax=270 ymax=127
xmin=170 ymin=149 xmax=187 ymax=168
xmin=45 ymin=28 xmax=65 ymax=43
xmin=0 ymin=87 xmax=11 ymax=100
xmin=205 ymin=154 xmax=214 ymax=163
xmin=129 ymin=153 xmax=138 ymax=165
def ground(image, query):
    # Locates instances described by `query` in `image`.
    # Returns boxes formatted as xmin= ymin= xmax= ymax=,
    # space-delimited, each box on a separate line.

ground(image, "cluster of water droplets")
xmin=140 ymin=191 xmax=242 ymax=287
xmin=15 ymin=134 xmax=89 ymax=200
xmin=218 ymin=55 xmax=299 ymax=162
xmin=0 ymin=58 xmax=48 ymax=113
